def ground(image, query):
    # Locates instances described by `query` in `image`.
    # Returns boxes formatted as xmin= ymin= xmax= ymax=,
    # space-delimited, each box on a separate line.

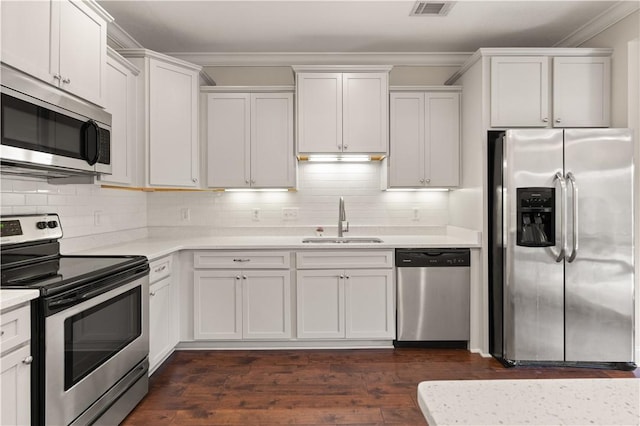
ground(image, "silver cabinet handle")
xmin=343 ymin=145 xmax=348 ymax=150
xmin=154 ymin=265 xmax=167 ymax=273
xmin=553 ymin=171 xmax=567 ymax=262
xmin=1 ymin=330 xmax=4 ymax=336
xmin=339 ymin=275 xmax=344 ymax=279
xmin=426 ymin=179 xmax=431 ymax=184
xmin=22 ymin=356 xmax=33 ymax=365
xmin=235 ymin=275 xmax=241 ymax=280
xmin=242 ymin=275 xmax=247 ymax=280
xmin=566 ymin=172 xmax=578 ymax=263
xmin=245 ymin=179 xmax=250 ymax=184
xmin=419 ymin=179 xmax=425 ymax=184
xmin=53 ymin=73 xmax=61 ymax=81
xmin=345 ymin=275 xmax=350 ymax=279
xmin=542 ymin=118 xmax=549 ymax=123
xmin=192 ymin=178 xmax=198 ymax=183
xmin=233 ymin=258 xmax=250 ymax=262
xmin=150 ymin=291 xmax=156 ymax=297
xmin=251 ymin=179 xmax=255 ymax=184
xmin=555 ymin=118 xmax=562 ymax=124
xmin=62 ymin=77 xmax=71 ymax=84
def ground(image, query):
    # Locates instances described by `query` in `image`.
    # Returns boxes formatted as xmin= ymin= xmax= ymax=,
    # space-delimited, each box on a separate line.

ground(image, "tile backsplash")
xmin=1 ymin=163 xmax=450 ymax=250
xmin=148 ymin=162 xmax=449 ymax=229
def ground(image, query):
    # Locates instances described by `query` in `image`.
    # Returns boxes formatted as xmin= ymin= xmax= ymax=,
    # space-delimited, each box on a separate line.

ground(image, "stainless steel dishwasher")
xmin=395 ymin=248 xmax=470 ymax=347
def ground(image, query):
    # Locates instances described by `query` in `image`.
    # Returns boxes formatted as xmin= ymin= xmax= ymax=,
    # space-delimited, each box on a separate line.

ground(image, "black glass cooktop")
xmin=1 ymin=255 xmax=148 ymax=296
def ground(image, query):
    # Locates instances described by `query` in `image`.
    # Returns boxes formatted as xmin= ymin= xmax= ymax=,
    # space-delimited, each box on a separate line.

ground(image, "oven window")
xmin=64 ymin=287 xmax=141 ymax=390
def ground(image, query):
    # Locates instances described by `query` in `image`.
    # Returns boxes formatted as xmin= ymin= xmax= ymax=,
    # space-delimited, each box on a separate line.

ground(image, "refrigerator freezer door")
xmin=504 ymin=129 xmax=565 ymax=361
xmin=564 ymin=129 xmax=634 ymax=362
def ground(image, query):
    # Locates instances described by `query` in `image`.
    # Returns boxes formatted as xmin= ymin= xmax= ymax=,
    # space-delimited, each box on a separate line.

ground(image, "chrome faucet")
xmin=338 ymin=196 xmax=349 ymax=237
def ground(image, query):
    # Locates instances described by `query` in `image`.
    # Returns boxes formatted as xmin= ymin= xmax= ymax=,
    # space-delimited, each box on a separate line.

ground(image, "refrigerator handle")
xmin=566 ymin=172 xmax=578 ymax=263
xmin=553 ymin=171 xmax=567 ymax=262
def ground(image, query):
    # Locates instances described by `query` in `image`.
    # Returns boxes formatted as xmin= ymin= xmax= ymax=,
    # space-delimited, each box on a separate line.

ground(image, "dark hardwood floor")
xmin=122 ymin=349 xmax=638 ymax=425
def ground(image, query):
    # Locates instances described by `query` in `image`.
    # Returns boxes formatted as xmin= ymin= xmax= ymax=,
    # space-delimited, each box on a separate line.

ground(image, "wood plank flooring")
xmin=122 ymin=349 xmax=638 ymax=425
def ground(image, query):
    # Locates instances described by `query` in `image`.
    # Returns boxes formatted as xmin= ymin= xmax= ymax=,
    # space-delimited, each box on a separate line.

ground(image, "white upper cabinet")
xmin=121 ymin=50 xmax=201 ymax=188
xmin=552 ymin=57 xmax=610 ymax=128
xmin=490 ymin=55 xmax=611 ymax=128
xmin=389 ymin=90 xmax=460 ymax=188
xmin=206 ymin=90 xmax=294 ymax=188
xmin=295 ymin=67 xmax=391 ymax=155
xmin=99 ymin=49 xmax=138 ymax=186
xmin=490 ymin=56 xmax=550 ymax=128
xmin=1 ymin=0 xmax=111 ymax=106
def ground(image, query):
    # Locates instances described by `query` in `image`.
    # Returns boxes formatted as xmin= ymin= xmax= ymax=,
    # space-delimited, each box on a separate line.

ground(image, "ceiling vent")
xmin=410 ymin=1 xmax=455 ymax=16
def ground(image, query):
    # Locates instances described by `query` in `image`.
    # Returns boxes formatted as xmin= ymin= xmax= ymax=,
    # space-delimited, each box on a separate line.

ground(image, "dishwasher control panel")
xmin=395 ymin=249 xmax=470 ymax=267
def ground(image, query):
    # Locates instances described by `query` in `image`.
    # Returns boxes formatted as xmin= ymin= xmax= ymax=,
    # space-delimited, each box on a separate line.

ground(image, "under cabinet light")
xmin=301 ymin=154 xmax=383 ymax=162
xmin=386 ymin=188 xmax=449 ymax=192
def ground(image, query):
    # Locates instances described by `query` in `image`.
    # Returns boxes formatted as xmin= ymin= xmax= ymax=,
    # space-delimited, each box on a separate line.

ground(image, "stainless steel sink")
xmin=302 ymin=237 xmax=383 ymax=244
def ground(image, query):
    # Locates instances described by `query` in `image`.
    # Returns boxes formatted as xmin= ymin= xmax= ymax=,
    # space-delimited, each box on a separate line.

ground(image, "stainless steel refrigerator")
xmin=488 ymin=128 xmax=635 ymax=369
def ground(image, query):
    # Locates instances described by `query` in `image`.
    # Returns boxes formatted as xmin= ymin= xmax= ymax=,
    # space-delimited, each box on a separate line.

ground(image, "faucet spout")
xmin=338 ymin=196 xmax=349 ymax=237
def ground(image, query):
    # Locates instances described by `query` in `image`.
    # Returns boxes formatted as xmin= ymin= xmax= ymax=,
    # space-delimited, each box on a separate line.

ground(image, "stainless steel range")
xmin=1 ymin=214 xmax=150 ymax=425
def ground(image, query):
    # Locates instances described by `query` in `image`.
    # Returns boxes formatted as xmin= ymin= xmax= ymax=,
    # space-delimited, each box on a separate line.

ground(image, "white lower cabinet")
xmin=296 ymin=251 xmax=395 ymax=340
xmin=1 ymin=303 xmax=33 ymax=426
xmin=193 ymin=251 xmax=292 ymax=340
xmin=148 ymin=255 xmax=177 ymax=374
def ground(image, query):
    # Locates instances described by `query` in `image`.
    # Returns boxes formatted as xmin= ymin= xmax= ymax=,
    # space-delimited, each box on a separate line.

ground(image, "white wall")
xmin=0 ymin=177 xmax=148 ymax=253
xmin=148 ymin=162 xmax=450 ymax=232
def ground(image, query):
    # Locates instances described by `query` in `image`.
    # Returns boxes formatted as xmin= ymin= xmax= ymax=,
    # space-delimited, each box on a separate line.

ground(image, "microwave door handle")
xmin=81 ymin=120 xmax=100 ymax=165
xmin=566 ymin=172 xmax=578 ymax=263
xmin=553 ymin=171 xmax=567 ymax=262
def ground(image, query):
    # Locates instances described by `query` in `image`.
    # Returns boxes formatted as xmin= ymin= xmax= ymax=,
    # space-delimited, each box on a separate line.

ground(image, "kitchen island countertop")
xmin=1 ymin=289 xmax=40 ymax=311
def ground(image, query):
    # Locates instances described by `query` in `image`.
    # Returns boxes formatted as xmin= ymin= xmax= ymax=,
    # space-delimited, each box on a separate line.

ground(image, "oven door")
xmin=45 ymin=275 xmax=149 ymax=426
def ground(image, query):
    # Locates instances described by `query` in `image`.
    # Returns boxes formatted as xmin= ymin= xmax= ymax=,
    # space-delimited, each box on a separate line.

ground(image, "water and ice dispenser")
xmin=516 ymin=188 xmax=555 ymax=247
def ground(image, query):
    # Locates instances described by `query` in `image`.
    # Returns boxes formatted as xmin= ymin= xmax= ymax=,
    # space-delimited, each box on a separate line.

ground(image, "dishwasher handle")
xmin=395 ymin=249 xmax=470 ymax=267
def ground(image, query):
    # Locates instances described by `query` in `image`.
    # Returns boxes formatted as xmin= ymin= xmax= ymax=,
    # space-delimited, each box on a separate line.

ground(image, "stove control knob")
xmin=36 ymin=221 xmax=47 ymax=230
xmin=47 ymin=221 xmax=58 ymax=229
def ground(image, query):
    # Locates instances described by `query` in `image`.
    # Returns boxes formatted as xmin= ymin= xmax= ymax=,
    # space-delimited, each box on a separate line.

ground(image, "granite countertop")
xmin=418 ymin=378 xmax=640 ymax=425
xmin=72 ymin=230 xmax=481 ymax=260
xmin=1 ymin=289 xmax=40 ymax=311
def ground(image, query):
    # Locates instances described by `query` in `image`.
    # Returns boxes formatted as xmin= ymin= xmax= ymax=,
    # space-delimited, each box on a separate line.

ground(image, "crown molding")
xmin=554 ymin=1 xmax=640 ymax=47
xmin=167 ymin=52 xmax=472 ymax=67
xmin=117 ymin=49 xmax=204 ymax=73
xmin=107 ymin=46 xmax=141 ymax=76
xmin=107 ymin=21 xmax=143 ymax=50
xmin=389 ymin=85 xmax=461 ymax=92
xmin=200 ymin=85 xmax=295 ymax=93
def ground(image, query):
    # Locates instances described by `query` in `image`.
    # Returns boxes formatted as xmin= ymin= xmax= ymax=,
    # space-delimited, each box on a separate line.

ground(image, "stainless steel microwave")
xmin=1 ymin=66 xmax=111 ymax=179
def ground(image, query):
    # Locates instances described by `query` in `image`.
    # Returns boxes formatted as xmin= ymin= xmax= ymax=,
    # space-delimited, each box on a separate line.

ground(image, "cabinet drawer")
xmin=149 ymin=256 xmax=172 ymax=283
xmin=1 ymin=304 xmax=30 ymax=353
xmin=296 ymin=250 xmax=394 ymax=269
xmin=194 ymin=251 xmax=291 ymax=269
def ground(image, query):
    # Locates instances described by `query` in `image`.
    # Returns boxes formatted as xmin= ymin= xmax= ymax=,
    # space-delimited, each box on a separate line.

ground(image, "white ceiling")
xmin=98 ymin=1 xmax=634 ymax=57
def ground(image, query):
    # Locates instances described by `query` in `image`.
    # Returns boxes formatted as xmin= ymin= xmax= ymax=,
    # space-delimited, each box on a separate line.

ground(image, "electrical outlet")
xmin=252 ymin=208 xmax=261 ymax=221
xmin=180 ymin=208 xmax=191 ymax=221
xmin=94 ymin=210 xmax=102 ymax=226
xmin=282 ymin=207 xmax=299 ymax=221
xmin=412 ymin=207 xmax=420 ymax=221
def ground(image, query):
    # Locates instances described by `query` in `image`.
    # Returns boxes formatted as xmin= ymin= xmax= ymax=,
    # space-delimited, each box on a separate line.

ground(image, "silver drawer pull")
xmin=150 ymin=291 xmax=156 ymax=297
xmin=233 ymin=258 xmax=250 ymax=262
xmin=22 ymin=356 xmax=33 ymax=365
xmin=1 ymin=330 xmax=4 ymax=336
xmin=154 ymin=265 xmax=167 ymax=273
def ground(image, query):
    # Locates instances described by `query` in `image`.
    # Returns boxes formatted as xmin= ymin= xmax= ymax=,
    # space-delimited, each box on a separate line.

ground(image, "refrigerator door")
xmin=504 ymin=129 xmax=565 ymax=361
xmin=564 ymin=129 xmax=634 ymax=362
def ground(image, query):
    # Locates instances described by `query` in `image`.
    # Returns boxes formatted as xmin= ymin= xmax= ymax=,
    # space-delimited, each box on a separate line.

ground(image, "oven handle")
xmin=46 ymin=268 xmax=149 ymax=315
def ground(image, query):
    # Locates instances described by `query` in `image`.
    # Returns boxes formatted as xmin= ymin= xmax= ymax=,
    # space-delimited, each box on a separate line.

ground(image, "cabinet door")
xmin=343 ymin=73 xmax=388 ymax=153
xmin=389 ymin=92 xmax=425 ymax=187
xmin=207 ymin=93 xmax=251 ymax=188
xmin=1 ymin=0 xmax=53 ymax=85
xmin=491 ymin=56 xmax=550 ymax=127
xmin=553 ymin=57 xmax=610 ymax=128
xmin=100 ymin=54 xmax=136 ymax=185
xmin=251 ymin=93 xmax=295 ymax=188
xmin=194 ymin=271 xmax=242 ymax=340
xmin=296 ymin=270 xmax=344 ymax=339
xmin=55 ymin=0 xmax=107 ymax=106
xmin=149 ymin=59 xmax=199 ymax=187
xmin=345 ymin=270 xmax=394 ymax=339
xmin=1 ymin=345 xmax=31 ymax=426
xmin=426 ymin=93 xmax=460 ymax=187
xmin=243 ymin=271 xmax=291 ymax=339
xmin=149 ymin=278 xmax=172 ymax=372
xmin=296 ymin=73 xmax=342 ymax=153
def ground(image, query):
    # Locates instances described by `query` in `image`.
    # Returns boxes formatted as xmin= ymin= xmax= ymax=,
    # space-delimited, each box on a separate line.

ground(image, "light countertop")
xmin=73 ymin=231 xmax=480 ymax=261
xmin=1 ymin=289 xmax=39 ymax=311
xmin=418 ymin=378 xmax=640 ymax=425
